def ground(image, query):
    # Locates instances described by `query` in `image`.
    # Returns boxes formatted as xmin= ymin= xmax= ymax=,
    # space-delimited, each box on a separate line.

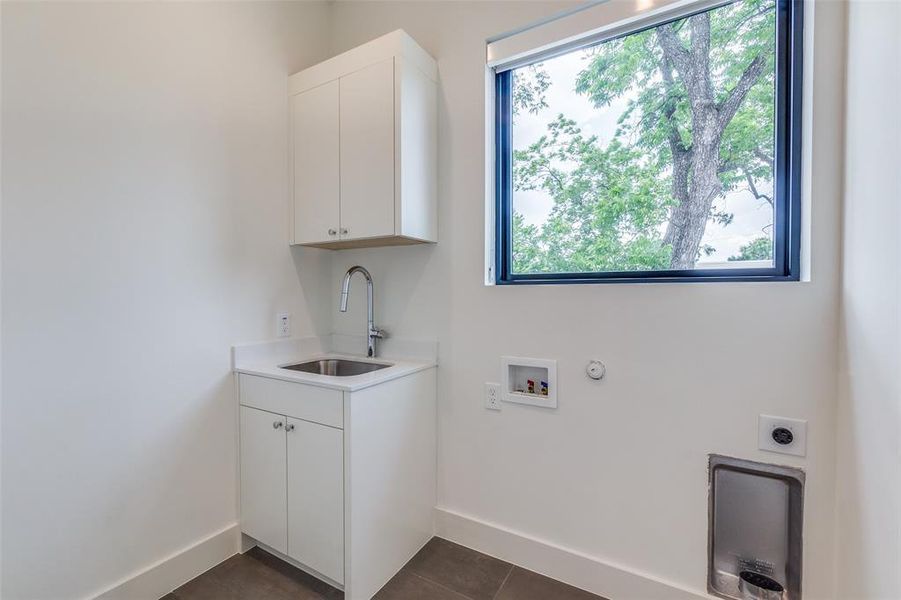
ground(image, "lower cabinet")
xmin=237 ymin=369 xmax=437 ymax=599
xmin=240 ymin=405 xmax=344 ymax=584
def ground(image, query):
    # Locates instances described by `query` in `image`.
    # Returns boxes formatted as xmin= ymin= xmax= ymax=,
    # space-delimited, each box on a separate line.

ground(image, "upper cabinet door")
xmin=339 ymin=59 xmax=396 ymax=241
xmin=293 ymin=80 xmax=340 ymax=245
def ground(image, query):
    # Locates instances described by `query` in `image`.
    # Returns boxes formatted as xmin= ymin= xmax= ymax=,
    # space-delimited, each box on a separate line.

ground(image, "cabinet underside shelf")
xmin=295 ymin=235 xmax=434 ymax=250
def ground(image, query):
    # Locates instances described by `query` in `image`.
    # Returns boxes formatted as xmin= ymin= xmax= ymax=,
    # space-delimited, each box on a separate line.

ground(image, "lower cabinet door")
xmin=286 ymin=418 xmax=344 ymax=584
xmin=240 ymin=406 xmax=288 ymax=554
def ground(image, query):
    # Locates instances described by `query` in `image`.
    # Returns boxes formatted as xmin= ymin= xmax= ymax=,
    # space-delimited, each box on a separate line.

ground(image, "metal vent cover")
xmin=708 ymin=455 xmax=804 ymax=600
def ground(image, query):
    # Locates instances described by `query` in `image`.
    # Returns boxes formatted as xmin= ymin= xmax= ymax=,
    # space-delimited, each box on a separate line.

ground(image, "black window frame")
xmin=494 ymin=0 xmax=803 ymax=285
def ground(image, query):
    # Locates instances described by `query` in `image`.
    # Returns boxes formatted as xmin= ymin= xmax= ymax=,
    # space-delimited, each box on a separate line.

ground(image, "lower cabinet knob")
xmin=285 ymin=423 xmax=296 ymax=432
xmin=340 ymin=228 xmax=348 ymax=235
xmin=273 ymin=421 xmax=283 ymax=429
xmin=328 ymin=228 xmax=337 ymax=236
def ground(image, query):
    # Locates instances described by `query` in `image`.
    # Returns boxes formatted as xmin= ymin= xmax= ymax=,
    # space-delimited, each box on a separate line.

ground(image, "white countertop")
xmin=235 ymin=353 xmax=435 ymax=391
xmin=232 ymin=336 xmax=437 ymax=392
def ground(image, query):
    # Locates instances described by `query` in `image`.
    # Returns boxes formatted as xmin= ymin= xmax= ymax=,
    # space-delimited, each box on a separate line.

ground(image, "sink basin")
xmin=281 ymin=358 xmax=392 ymax=377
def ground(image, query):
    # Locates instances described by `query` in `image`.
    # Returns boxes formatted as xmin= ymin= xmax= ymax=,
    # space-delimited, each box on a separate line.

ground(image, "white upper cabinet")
xmin=289 ymin=30 xmax=438 ymax=249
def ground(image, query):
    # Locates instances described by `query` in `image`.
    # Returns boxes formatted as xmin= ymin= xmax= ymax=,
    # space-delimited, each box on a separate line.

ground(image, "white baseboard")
xmin=434 ymin=507 xmax=707 ymax=600
xmin=93 ymin=523 xmax=240 ymax=600
xmin=89 ymin=512 xmax=705 ymax=600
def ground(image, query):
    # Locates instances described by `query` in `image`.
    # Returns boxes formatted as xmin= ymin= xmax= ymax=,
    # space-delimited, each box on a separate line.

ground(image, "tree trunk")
xmin=656 ymin=14 xmax=767 ymax=269
xmin=667 ymin=135 xmax=723 ymax=269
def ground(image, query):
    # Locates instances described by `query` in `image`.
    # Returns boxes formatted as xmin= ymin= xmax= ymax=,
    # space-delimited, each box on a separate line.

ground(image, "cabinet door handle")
xmin=340 ymin=228 xmax=348 ymax=235
xmin=328 ymin=228 xmax=337 ymax=236
xmin=285 ymin=423 xmax=296 ymax=433
xmin=273 ymin=421 xmax=284 ymax=429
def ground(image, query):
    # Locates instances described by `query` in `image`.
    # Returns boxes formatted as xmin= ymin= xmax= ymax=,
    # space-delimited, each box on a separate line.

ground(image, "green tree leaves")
xmin=512 ymin=63 xmax=551 ymax=116
xmin=729 ymin=236 xmax=773 ymax=261
xmin=512 ymin=116 xmax=672 ymax=273
xmin=511 ymin=0 xmax=776 ymax=274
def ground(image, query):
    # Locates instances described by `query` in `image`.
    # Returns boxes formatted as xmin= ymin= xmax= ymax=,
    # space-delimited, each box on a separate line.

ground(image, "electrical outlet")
xmin=277 ymin=312 xmax=291 ymax=338
xmin=758 ymin=414 xmax=807 ymax=457
xmin=485 ymin=383 xmax=501 ymax=411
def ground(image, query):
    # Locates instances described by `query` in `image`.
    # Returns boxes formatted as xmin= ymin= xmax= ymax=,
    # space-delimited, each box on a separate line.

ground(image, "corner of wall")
xmin=833 ymin=0 xmax=901 ymax=597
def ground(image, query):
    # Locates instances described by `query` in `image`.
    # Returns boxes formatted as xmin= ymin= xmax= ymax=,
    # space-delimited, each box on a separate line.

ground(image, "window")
xmin=494 ymin=0 xmax=802 ymax=284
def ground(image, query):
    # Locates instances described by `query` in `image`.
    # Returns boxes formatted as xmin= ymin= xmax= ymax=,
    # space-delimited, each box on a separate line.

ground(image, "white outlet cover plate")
xmin=277 ymin=312 xmax=290 ymax=337
xmin=758 ymin=414 xmax=807 ymax=457
xmin=485 ymin=382 xmax=501 ymax=411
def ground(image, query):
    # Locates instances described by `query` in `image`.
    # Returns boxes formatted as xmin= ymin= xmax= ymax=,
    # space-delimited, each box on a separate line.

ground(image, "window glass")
xmin=498 ymin=0 xmax=799 ymax=283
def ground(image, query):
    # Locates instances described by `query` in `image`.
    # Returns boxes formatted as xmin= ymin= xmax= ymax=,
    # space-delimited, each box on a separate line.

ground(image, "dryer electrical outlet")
xmin=758 ymin=415 xmax=807 ymax=457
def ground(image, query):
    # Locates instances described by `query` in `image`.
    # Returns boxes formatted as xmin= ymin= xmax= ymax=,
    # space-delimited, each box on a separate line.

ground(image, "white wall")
xmin=0 ymin=2 xmax=331 ymax=598
xmin=0 ymin=1 xmax=858 ymax=599
xmin=835 ymin=1 xmax=901 ymax=598
xmin=328 ymin=2 xmax=845 ymax=598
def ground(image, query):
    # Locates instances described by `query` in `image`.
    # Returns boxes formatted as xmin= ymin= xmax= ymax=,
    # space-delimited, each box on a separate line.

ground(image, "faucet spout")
xmin=338 ymin=266 xmax=384 ymax=357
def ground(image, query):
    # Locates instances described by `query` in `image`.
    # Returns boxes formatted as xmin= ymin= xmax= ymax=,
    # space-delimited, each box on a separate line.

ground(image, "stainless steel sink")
xmin=281 ymin=358 xmax=392 ymax=377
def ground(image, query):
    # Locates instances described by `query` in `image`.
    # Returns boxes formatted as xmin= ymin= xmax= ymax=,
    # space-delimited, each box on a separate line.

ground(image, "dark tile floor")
xmin=162 ymin=537 xmax=606 ymax=600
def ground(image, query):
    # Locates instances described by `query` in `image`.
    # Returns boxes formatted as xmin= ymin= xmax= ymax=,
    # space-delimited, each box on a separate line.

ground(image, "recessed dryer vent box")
xmin=708 ymin=454 xmax=804 ymax=600
xmin=501 ymin=356 xmax=556 ymax=408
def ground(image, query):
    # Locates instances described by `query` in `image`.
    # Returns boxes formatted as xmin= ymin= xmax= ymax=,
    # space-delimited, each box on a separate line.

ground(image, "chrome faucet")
xmin=339 ymin=266 xmax=385 ymax=358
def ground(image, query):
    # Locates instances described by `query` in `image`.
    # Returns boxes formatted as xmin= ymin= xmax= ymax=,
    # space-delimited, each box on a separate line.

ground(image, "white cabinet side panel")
xmin=397 ymin=58 xmax=437 ymax=242
xmin=346 ymin=369 xmax=437 ymax=599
